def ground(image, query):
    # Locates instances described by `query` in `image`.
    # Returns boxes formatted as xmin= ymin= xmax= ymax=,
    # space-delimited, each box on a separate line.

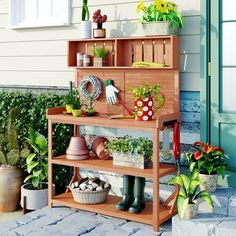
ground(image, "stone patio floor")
xmin=0 ymin=207 xmax=171 ymax=236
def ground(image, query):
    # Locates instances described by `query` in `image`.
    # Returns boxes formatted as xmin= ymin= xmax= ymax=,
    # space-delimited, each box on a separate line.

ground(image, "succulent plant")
xmin=0 ymin=108 xmax=29 ymax=167
xmin=93 ymin=9 xmax=107 ymax=28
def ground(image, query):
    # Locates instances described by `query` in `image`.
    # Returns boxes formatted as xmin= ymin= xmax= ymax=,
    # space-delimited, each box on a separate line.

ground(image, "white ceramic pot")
xmin=0 ymin=166 xmax=24 ymax=212
xmin=21 ymin=183 xmax=55 ymax=210
xmin=80 ymin=21 xmax=92 ymax=39
xmin=199 ymin=173 xmax=218 ymax=193
xmin=183 ymin=203 xmax=198 ymax=219
xmin=142 ymin=21 xmax=178 ymax=36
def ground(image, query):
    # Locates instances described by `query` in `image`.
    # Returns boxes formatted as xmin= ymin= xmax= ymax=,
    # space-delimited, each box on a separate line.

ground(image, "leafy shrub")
xmin=0 ymin=89 xmax=72 ymax=192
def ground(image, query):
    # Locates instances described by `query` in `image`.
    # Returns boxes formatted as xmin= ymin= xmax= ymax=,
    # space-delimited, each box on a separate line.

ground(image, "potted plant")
xmin=92 ymin=47 xmax=109 ymax=67
xmin=131 ymin=83 xmax=165 ymax=121
xmin=136 ymin=0 xmax=184 ymax=36
xmin=107 ymin=135 xmax=153 ymax=169
xmin=0 ymin=108 xmax=29 ymax=212
xmin=21 ymin=128 xmax=51 ymax=210
xmin=186 ymin=141 xmax=229 ymax=192
xmin=92 ymin=9 xmax=107 ymax=38
xmin=71 ymin=90 xmax=83 ymax=117
xmin=168 ymin=169 xmax=214 ymax=219
xmin=81 ymin=0 xmax=91 ymax=39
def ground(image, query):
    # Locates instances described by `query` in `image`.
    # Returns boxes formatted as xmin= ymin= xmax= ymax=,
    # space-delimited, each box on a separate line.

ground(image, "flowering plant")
xmin=186 ymin=141 xmax=228 ymax=177
xmin=136 ymin=0 xmax=184 ymax=29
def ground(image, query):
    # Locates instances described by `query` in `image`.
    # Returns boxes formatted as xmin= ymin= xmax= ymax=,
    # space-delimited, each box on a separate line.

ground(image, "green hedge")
xmin=0 ymin=90 xmax=71 ymax=192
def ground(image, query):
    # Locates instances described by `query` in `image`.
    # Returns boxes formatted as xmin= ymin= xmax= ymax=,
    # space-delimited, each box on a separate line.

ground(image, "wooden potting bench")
xmin=47 ymin=36 xmax=181 ymax=231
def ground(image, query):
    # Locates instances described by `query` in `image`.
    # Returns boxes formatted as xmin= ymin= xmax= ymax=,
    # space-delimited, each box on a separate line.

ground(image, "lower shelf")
xmin=51 ymin=193 xmax=176 ymax=226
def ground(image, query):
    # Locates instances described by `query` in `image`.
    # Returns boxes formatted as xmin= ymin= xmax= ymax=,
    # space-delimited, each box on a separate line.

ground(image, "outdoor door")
xmin=210 ymin=0 xmax=236 ymax=186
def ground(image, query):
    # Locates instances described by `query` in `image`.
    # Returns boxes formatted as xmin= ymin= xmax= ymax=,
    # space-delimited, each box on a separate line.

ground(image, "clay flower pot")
xmin=72 ymin=109 xmax=82 ymax=117
xmin=199 ymin=173 xmax=218 ymax=193
xmin=134 ymin=96 xmax=154 ymax=121
xmin=66 ymin=136 xmax=89 ymax=160
xmin=91 ymin=137 xmax=110 ymax=160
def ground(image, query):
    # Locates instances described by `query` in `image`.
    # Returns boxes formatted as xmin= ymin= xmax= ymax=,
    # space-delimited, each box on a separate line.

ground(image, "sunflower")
xmin=155 ymin=0 xmax=168 ymax=13
xmin=136 ymin=1 xmax=147 ymax=13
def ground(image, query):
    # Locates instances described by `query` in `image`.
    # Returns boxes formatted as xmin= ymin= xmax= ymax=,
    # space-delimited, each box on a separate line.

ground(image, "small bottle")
xmin=76 ymin=53 xmax=84 ymax=67
xmin=83 ymin=54 xmax=90 ymax=67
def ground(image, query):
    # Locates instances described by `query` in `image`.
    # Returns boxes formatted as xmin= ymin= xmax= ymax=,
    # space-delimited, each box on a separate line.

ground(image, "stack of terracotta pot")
xmin=66 ymin=136 xmax=89 ymax=160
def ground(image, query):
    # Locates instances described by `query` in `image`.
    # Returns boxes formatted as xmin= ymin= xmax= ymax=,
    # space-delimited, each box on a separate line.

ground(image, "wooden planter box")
xmin=112 ymin=152 xmax=152 ymax=169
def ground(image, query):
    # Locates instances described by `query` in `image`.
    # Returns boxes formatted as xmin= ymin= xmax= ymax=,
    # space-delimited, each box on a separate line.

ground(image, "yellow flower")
xmin=155 ymin=0 xmax=168 ymax=13
xmin=136 ymin=1 xmax=147 ymax=13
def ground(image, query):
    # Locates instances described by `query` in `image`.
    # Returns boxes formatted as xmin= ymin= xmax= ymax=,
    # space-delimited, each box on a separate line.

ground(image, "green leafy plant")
xmin=93 ymin=47 xmax=109 ymax=58
xmin=0 ymin=108 xmax=29 ymax=167
xmin=0 ymin=90 xmax=71 ymax=192
xmin=82 ymin=0 xmax=90 ymax=21
xmin=24 ymin=128 xmax=48 ymax=189
xmin=107 ymin=135 xmax=153 ymax=160
xmin=168 ymin=169 xmax=214 ymax=219
xmin=63 ymin=88 xmax=83 ymax=109
xmin=186 ymin=141 xmax=230 ymax=178
xmin=136 ymin=0 xmax=184 ymax=29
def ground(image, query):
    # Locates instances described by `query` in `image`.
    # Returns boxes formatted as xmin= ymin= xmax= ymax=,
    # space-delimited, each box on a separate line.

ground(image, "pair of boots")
xmin=116 ymin=175 xmax=145 ymax=213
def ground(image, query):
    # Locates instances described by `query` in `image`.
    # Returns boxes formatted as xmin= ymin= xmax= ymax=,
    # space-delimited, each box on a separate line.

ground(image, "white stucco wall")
xmin=0 ymin=0 xmax=200 ymax=91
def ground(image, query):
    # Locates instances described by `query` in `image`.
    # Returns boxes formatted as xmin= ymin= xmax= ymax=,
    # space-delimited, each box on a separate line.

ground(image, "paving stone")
xmin=229 ymin=194 xmax=236 ymax=217
xmin=216 ymin=217 xmax=236 ymax=236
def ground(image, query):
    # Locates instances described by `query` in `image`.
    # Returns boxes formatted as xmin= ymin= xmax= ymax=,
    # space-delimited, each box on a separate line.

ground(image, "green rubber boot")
xmin=116 ymin=175 xmax=135 ymax=211
xmin=128 ymin=177 xmax=146 ymax=213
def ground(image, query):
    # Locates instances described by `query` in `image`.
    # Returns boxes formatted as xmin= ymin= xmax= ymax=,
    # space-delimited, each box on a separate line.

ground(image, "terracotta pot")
xmin=183 ymin=203 xmax=198 ymax=219
xmin=91 ymin=137 xmax=110 ymax=160
xmin=199 ymin=173 xmax=218 ymax=193
xmin=66 ymin=136 xmax=89 ymax=160
xmin=0 ymin=166 xmax=24 ymax=212
xmin=134 ymin=96 xmax=154 ymax=121
xmin=21 ymin=183 xmax=55 ymax=210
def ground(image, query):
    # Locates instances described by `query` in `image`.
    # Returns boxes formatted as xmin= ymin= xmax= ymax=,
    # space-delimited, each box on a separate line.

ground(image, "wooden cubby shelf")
xmin=50 ymin=155 xmax=176 ymax=179
xmin=68 ymin=36 xmax=180 ymax=68
xmin=48 ymin=36 xmax=181 ymax=232
xmin=52 ymin=193 xmax=177 ymax=226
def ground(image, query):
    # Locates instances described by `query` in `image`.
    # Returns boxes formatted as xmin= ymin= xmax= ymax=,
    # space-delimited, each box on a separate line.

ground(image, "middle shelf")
xmin=50 ymin=155 xmax=177 ymax=178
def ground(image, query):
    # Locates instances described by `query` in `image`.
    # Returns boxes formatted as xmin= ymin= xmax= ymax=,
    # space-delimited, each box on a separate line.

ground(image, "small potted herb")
xmin=136 ymin=0 xmax=184 ymax=36
xmin=92 ymin=9 xmax=107 ymax=38
xmin=93 ymin=47 xmax=109 ymax=67
xmin=107 ymin=135 xmax=153 ymax=169
xmin=131 ymin=83 xmax=165 ymax=121
xmin=186 ymin=141 xmax=230 ymax=192
xmin=81 ymin=0 xmax=91 ymax=39
xmin=21 ymin=129 xmax=52 ymax=210
xmin=71 ymin=91 xmax=83 ymax=117
xmin=168 ymin=169 xmax=214 ymax=219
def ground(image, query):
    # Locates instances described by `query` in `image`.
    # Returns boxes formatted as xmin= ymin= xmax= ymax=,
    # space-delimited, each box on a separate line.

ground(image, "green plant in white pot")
xmin=21 ymin=128 xmax=52 ymax=210
xmin=136 ymin=0 xmax=184 ymax=36
xmin=0 ymin=108 xmax=29 ymax=212
xmin=168 ymin=169 xmax=214 ymax=219
xmin=81 ymin=0 xmax=91 ymax=38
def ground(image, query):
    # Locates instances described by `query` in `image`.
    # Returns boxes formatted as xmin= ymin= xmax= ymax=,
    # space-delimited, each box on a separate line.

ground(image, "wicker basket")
xmin=70 ymin=185 xmax=111 ymax=204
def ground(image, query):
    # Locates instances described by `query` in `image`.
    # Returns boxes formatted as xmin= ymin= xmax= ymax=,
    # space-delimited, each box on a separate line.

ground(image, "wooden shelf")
xmin=51 ymin=155 xmax=177 ymax=179
xmin=71 ymin=66 xmax=175 ymax=70
xmin=51 ymin=193 xmax=176 ymax=225
xmin=47 ymin=108 xmax=181 ymax=131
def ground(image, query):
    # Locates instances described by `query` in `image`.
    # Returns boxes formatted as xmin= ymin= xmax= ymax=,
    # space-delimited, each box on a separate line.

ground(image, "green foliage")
xmin=24 ymin=128 xmax=48 ymax=189
xmin=186 ymin=142 xmax=230 ymax=178
xmin=63 ymin=88 xmax=83 ymax=110
xmin=0 ymin=108 xmax=29 ymax=166
xmin=82 ymin=0 xmax=90 ymax=21
xmin=93 ymin=47 xmax=109 ymax=58
xmin=168 ymin=169 xmax=214 ymax=219
xmin=0 ymin=90 xmax=71 ymax=192
xmin=107 ymin=135 xmax=153 ymax=160
xmin=136 ymin=0 xmax=184 ymax=28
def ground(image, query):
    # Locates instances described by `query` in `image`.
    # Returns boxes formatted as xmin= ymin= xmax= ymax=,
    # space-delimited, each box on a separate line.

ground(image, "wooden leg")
xmin=153 ymin=128 xmax=160 ymax=232
xmin=23 ymin=196 xmax=27 ymax=215
xmin=66 ymin=167 xmax=81 ymax=193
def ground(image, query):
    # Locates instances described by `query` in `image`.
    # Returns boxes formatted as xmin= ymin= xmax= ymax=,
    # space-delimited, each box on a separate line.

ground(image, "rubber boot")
xmin=116 ymin=175 xmax=135 ymax=211
xmin=128 ymin=177 xmax=146 ymax=213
